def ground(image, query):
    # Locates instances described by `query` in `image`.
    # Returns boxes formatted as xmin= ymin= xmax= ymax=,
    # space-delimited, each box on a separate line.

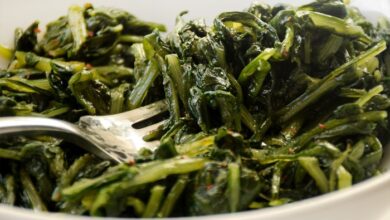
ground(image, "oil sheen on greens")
xmin=0 ymin=0 xmax=390 ymax=218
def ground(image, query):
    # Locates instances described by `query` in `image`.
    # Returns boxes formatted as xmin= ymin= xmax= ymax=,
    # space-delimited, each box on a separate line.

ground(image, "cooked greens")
xmin=0 ymin=0 xmax=390 ymax=217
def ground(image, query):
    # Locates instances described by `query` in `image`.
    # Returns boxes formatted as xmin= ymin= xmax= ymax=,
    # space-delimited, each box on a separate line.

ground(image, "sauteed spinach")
xmin=0 ymin=0 xmax=390 ymax=217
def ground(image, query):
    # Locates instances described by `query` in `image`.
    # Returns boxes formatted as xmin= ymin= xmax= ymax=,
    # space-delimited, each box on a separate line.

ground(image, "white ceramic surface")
xmin=0 ymin=0 xmax=390 ymax=219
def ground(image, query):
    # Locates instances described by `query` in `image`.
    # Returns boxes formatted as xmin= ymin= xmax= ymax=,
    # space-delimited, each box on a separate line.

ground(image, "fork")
xmin=0 ymin=100 xmax=168 ymax=163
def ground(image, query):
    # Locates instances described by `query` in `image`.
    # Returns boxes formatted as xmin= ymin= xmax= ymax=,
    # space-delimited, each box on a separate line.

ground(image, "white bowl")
xmin=0 ymin=0 xmax=389 ymax=219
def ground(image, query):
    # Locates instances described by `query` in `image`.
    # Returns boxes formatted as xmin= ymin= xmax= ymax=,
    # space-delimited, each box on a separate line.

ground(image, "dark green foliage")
xmin=187 ymin=162 xmax=261 ymax=216
xmin=299 ymin=0 xmax=347 ymax=18
xmin=15 ymin=21 xmax=39 ymax=52
xmin=0 ymin=0 xmax=390 ymax=218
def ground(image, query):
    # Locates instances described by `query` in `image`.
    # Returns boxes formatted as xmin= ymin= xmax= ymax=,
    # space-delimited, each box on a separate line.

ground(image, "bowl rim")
xmin=1 ymin=166 xmax=389 ymax=220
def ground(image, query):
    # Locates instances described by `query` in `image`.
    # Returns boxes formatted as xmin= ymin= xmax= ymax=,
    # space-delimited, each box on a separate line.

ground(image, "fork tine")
xmin=138 ymin=119 xmax=166 ymax=136
xmin=109 ymin=100 xmax=168 ymax=122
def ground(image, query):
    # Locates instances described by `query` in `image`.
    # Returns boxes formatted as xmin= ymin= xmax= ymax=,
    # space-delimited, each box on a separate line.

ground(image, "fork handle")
xmin=0 ymin=117 xmax=81 ymax=136
xmin=0 ymin=117 xmax=118 ymax=162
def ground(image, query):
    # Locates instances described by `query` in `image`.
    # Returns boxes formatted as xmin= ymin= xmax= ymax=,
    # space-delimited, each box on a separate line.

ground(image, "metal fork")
xmin=0 ymin=100 xmax=168 ymax=163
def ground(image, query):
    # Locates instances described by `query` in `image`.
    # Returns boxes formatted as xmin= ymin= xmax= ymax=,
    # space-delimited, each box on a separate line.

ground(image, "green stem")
xmin=166 ymin=54 xmax=187 ymax=111
xmin=5 ymin=176 xmax=16 ymax=205
xmin=142 ymin=185 xmax=166 ymax=218
xmin=240 ymin=105 xmax=257 ymax=133
xmin=238 ymin=48 xmax=276 ymax=85
xmin=127 ymin=197 xmax=145 ymax=217
xmin=61 ymin=164 xmax=135 ymax=200
xmin=127 ymin=59 xmax=160 ymax=109
xmin=227 ymin=163 xmax=240 ymax=212
xmin=271 ymin=162 xmax=286 ymax=200
xmin=126 ymin=157 xmax=207 ymax=188
xmin=158 ymin=175 xmax=188 ymax=217
xmin=355 ymin=85 xmax=383 ymax=107
xmin=294 ymin=111 xmax=387 ymax=148
xmin=20 ymin=169 xmax=48 ymax=211
xmin=276 ymin=41 xmax=386 ymax=123
xmin=52 ymin=154 xmax=94 ymax=201
xmin=298 ymin=157 xmax=329 ymax=193
xmin=175 ymin=136 xmax=215 ymax=156
xmin=329 ymin=148 xmax=350 ymax=191
xmin=0 ymin=148 xmax=22 ymax=160
xmin=336 ymin=166 xmax=352 ymax=189
xmin=119 ymin=35 xmax=144 ymax=43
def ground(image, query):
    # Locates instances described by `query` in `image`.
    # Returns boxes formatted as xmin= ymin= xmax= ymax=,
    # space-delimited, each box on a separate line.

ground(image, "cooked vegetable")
xmin=0 ymin=0 xmax=390 ymax=217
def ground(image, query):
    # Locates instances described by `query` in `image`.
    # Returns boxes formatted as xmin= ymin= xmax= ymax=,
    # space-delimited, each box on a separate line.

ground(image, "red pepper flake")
xmin=87 ymin=31 xmax=94 ymax=37
xmin=319 ymin=123 xmax=326 ymax=129
xmin=206 ymin=184 xmax=213 ymax=191
xmin=282 ymin=50 xmax=289 ymax=58
xmin=128 ymin=159 xmax=136 ymax=166
xmin=85 ymin=63 xmax=93 ymax=70
xmin=33 ymin=28 xmax=41 ymax=33
xmin=84 ymin=3 xmax=93 ymax=9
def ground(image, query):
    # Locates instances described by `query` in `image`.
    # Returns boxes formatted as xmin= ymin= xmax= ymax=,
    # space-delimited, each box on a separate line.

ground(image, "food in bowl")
xmin=0 ymin=0 xmax=389 ymax=218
